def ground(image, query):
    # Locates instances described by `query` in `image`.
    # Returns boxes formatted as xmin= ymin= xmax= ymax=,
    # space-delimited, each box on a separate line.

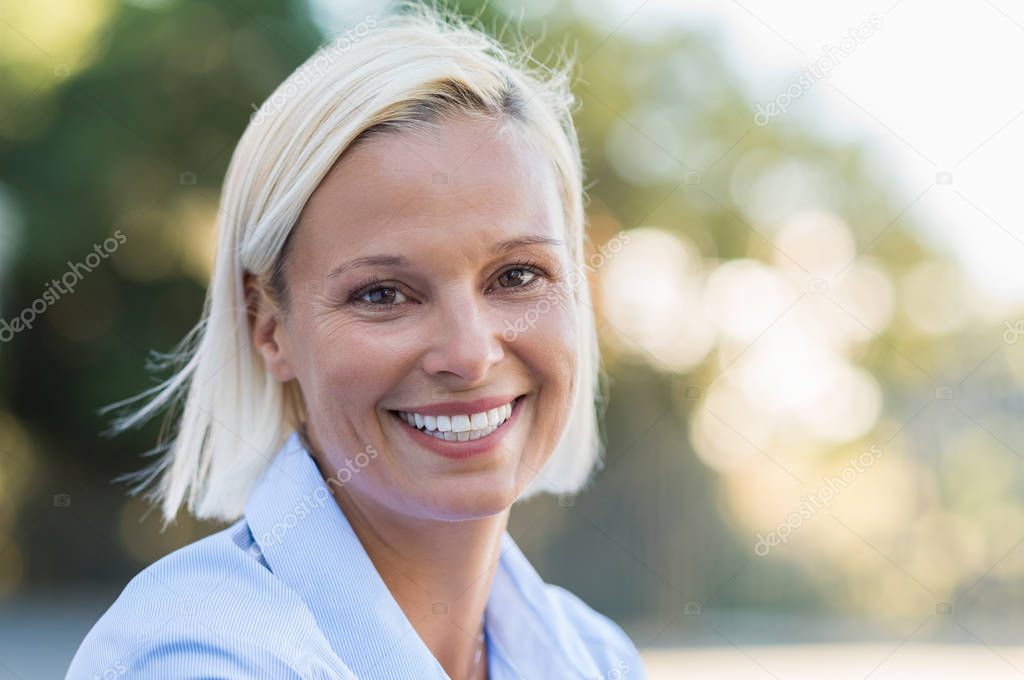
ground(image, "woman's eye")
xmin=497 ymin=266 xmax=540 ymax=289
xmin=356 ymin=285 xmax=407 ymax=306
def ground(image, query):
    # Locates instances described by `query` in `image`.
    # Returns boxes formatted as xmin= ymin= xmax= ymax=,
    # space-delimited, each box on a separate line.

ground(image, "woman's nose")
xmin=421 ymin=285 xmax=505 ymax=383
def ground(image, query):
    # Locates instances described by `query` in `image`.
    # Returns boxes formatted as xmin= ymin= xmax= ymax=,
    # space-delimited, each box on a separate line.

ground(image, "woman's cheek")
xmin=520 ymin=303 xmax=578 ymax=432
xmin=527 ymin=292 xmax=577 ymax=361
xmin=307 ymin=318 xmax=395 ymax=383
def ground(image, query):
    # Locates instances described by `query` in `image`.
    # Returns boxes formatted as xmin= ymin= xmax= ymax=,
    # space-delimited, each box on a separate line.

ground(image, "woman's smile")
xmin=388 ymin=393 xmax=529 ymax=460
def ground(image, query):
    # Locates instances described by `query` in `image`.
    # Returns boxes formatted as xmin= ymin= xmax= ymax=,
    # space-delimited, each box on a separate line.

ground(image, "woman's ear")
xmin=244 ymin=270 xmax=296 ymax=383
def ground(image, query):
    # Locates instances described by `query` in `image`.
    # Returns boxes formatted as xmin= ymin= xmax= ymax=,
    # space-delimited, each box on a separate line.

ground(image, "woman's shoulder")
xmin=494 ymin=533 xmax=646 ymax=678
xmin=541 ymin=582 xmax=646 ymax=678
xmin=65 ymin=520 xmax=345 ymax=679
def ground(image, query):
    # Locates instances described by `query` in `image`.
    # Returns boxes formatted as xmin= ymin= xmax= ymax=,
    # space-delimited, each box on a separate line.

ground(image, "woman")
xmin=67 ymin=4 xmax=646 ymax=679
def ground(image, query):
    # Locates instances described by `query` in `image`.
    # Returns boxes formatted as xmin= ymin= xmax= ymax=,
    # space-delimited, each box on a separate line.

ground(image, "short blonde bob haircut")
xmin=107 ymin=2 xmax=607 ymax=524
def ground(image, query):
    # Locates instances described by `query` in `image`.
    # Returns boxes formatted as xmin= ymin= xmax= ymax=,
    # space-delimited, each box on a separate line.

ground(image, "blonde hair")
xmin=104 ymin=2 xmax=607 ymax=524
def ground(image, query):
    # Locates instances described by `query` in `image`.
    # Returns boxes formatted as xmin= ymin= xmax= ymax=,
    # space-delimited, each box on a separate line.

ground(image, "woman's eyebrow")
xmin=326 ymin=235 xmax=563 ymax=279
xmin=326 ymin=255 xmax=409 ymax=279
xmin=491 ymin=235 xmax=564 ymax=253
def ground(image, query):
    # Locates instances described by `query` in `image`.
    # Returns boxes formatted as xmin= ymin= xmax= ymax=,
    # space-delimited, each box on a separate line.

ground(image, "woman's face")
xmin=258 ymin=116 xmax=578 ymax=521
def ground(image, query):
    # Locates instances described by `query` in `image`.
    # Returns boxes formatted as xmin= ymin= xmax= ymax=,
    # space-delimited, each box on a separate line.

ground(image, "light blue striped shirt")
xmin=67 ymin=431 xmax=646 ymax=679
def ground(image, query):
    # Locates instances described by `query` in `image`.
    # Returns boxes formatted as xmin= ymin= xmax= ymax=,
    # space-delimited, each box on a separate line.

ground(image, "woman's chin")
xmin=417 ymin=478 xmax=522 ymax=521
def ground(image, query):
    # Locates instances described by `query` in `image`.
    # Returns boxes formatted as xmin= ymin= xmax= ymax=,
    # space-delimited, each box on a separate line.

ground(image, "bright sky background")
xmin=574 ymin=0 xmax=1024 ymax=308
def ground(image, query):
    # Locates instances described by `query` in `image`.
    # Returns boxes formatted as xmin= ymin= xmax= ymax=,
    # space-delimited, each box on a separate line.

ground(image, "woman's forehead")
xmin=296 ymin=119 xmax=564 ymax=257
xmin=317 ymin=118 xmax=552 ymax=205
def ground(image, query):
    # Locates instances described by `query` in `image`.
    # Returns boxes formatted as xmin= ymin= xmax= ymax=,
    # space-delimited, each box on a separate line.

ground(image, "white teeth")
xmin=395 ymin=398 xmax=520 ymax=440
xmin=421 ymin=423 xmax=498 ymax=441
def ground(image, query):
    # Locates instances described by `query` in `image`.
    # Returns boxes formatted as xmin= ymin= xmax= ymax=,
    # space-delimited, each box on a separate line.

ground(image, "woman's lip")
xmin=388 ymin=394 xmax=526 ymax=417
xmin=390 ymin=395 xmax=525 ymax=460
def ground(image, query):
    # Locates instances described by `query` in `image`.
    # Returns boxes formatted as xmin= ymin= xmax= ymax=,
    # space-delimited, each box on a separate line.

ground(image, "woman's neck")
xmin=334 ymin=487 xmax=506 ymax=680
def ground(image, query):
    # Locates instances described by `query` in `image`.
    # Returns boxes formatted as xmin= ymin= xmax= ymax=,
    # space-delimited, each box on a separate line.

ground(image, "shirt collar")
xmin=244 ymin=431 xmax=603 ymax=679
